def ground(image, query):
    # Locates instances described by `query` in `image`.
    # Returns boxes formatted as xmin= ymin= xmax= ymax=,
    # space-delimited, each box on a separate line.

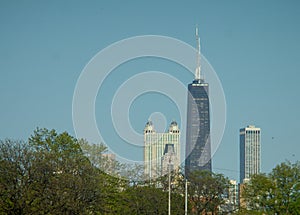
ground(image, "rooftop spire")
xmin=195 ymin=25 xmax=201 ymax=81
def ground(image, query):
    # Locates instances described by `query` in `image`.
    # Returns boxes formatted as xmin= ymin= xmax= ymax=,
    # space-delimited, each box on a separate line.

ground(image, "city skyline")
xmin=0 ymin=1 xmax=300 ymax=181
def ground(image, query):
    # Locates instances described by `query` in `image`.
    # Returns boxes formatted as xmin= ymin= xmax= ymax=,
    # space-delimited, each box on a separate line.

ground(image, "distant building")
xmin=144 ymin=121 xmax=180 ymax=179
xmin=185 ymin=27 xmax=211 ymax=178
xmin=102 ymin=153 xmax=116 ymax=160
xmin=238 ymin=178 xmax=250 ymax=209
xmin=161 ymin=144 xmax=179 ymax=176
xmin=228 ymin=180 xmax=238 ymax=211
xmin=240 ymin=125 xmax=261 ymax=182
xmin=220 ymin=180 xmax=239 ymax=213
xmin=101 ymin=153 xmax=116 ymax=174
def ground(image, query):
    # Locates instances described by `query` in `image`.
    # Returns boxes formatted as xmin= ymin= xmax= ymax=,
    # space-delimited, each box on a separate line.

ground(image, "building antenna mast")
xmin=195 ymin=25 xmax=201 ymax=81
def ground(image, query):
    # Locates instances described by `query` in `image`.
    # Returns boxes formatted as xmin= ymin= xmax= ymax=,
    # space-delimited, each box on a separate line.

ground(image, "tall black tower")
xmin=185 ymin=28 xmax=212 ymax=177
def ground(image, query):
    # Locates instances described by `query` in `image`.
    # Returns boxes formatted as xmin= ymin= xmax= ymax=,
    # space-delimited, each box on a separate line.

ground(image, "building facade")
xmin=220 ymin=180 xmax=239 ymax=213
xmin=228 ymin=180 xmax=238 ymax=211
xmin=185 ymin=28 xmax=212 ymax=177
xmin=161 ymin=144 xmax=179 ymax=176
xmin=144 ymin=121 xmax=180 ymax=179
xmin=240 ymin=125 xmax=261 ymax=182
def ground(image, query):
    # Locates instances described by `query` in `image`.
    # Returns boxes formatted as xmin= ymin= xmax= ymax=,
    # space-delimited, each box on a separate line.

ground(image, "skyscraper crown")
xmin=144 ymin=121 xmax=155 ymax=133
xmin=169 ymin=120 xmax=179 ymax=133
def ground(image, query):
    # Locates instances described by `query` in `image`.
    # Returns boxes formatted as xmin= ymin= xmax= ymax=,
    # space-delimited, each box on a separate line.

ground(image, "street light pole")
xmin=168 ymin=159 xmax=171 ymax=215
xmin=185 ymin=178 xmax=188 ymax=215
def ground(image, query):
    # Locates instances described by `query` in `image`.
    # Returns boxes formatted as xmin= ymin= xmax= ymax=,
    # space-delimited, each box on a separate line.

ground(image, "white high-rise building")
xmin=240 ymin=125 xmax=261 ymax=182
xmin=144 ymin=121 xmax=180 ymax=179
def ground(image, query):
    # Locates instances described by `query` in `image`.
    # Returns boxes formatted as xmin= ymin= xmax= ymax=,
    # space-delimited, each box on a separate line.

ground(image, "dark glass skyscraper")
xmin=185 ymin=28 xmax=212 ymax=177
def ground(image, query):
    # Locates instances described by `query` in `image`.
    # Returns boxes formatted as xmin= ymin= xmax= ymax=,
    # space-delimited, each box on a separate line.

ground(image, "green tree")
xmin=0 ymin=139 xmax=33 ymax=214
xmin=120 ymin=184 xmax=185 ymax=215
xmin=120 ymin=163 xmax=147 ymax=186
xmin=242 ymin=173 xmax=276 ymax=213
xmin=122 ymin=185 xmax=168 ymax=214
xmin=28 ymin=128 xmax=124 ymax=214
xmin=243 ymin=161 xmax=300 ymax=214
xmin=187 ymin=170 xmax=230 ymax=215
xmin=271 ymin=161 xmax=300 ymax=214
xmin=0 ymin=128 xmax=126 ymax=214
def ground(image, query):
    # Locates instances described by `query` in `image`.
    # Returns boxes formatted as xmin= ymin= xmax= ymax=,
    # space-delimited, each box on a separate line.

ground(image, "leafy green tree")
xmin=0 ymin=128 xmax=234 ymax=215
xmin=120 ymin=163 xmax=147 ymax=186
xmin=28 ymin=128 xmax=125 ymax=214
xmin=187 ymin=170 xmax=230 ymax=215
xmin=158 ymin=167 xmax=185 ymax=193
xmin=242 ymin=173 xmax=276 ymax=213
xmin=271 ymin=161 xmax=300 ymax=214
xmin=121 ymin=185 xmax=168 ymax=214
xmin=243 ymin=161 xmax=300 ymax=214
xmin=0 ymin=139 xmax=33 ymax=214
xmin=0 ymin=128 xmax=127 ymax=214
xmin=120 ymin=184 xmax=185 ymax=215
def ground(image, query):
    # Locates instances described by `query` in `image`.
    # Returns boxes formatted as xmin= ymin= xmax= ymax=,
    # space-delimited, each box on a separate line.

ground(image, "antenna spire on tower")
xmin=195 ymin=25 xmax=201 ymax=81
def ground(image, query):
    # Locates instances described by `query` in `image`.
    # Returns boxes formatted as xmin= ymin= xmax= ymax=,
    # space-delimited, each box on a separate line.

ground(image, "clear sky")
xmin=1 ymin=0 xmax=299 ymax=181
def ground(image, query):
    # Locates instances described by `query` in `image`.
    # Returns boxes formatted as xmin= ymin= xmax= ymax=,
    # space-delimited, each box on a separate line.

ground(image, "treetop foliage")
xmin=3 ymin=128 xmax=298 ymax=214
xmin=242 ymin=161 xmax=300 ymax=215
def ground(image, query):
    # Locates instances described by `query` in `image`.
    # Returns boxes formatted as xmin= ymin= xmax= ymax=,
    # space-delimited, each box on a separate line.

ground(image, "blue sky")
xmin=1 ymin=0 xmax=299 ymax=181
